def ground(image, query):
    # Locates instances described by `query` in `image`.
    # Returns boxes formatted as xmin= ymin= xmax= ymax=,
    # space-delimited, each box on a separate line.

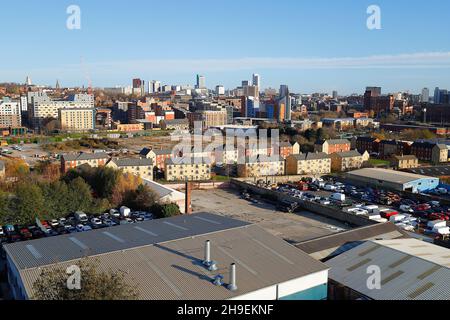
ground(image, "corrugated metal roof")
xmin=296 ymin=223 xmax=409 ymax=261
xmin=346 ymin=168 xmax=434 ymax=184
xmin=4 ymin=213 xmax=250 ymax=270
xmin=12 ymin=219 xmax=329 ymax=300
xmin=326 ymin=239 xmax=450 ymax=300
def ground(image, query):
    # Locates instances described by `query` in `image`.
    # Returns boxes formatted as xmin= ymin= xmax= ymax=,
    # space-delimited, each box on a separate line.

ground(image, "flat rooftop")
xmin=346 ymin=168 xmax=434 ymax=185
xmin=5 ymin=213 xmax=328 ymax=300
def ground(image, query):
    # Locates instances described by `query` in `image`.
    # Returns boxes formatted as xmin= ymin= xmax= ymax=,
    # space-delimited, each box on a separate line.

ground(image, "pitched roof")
xmin=333 ymin=150 xmax=362 ymax=158
xmin=393 ymin=155 xmax=418 ymax=161
xmin=62 ymin=152 xmax=109 ymax=161
xmin=244 ymin=155 xmax=285 ymax=163
xmin=291 ymin=152 xmax=330 ymax=161
xmin=296 ymin=223 xmax=409 ymax=261
xmin=317 ymin=139 xmax=351 ymax=146
xmin=111 ymin=158 xmax=153 ymax=167
xmin=326 ymin=239 xmax=450 ymax=300
xmin=139 ymin=148 xmax=154 ymax=156
xmin=5 ymin=213 xmax=329 ymax=300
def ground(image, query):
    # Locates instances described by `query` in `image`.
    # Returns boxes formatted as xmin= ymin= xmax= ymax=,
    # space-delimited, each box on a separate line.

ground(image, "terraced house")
xmin=106 ymin=158 xmax=154 ymax=181
xmin=315 ymin=139 xmax=351 ymax=155
xmin=237 ymin=155 xmax=285 ymax=178
xmin=330 ymin=150 xmax=369 ymax=172
xmin=61 ymin=152 xmax=109 ymax=173
xmin=165 ymin=157 xmax=211 ymax=182
xmin=286 ymin=153 xmax=331 ymax=176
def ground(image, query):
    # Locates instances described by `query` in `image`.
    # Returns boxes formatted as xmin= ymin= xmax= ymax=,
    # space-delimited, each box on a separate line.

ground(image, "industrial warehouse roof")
xmin=5 ymin=213 xmax=329 ymax=300
xmin=142 ymin=179 xmax=185 ymax=201
xmin=326 ymin=239 xmax=450 ymax=300
xmin=406 ymin=165 xmax=450 ymax=177
xmin=296 ymin=223 xmax=410 ymax=261
xmin=346 ymin=168 xmax=434 ymax=185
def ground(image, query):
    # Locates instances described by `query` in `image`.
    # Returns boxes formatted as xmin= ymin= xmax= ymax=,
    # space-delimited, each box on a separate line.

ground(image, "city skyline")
xmin=1 ymin=0 xmax=450 ymax=93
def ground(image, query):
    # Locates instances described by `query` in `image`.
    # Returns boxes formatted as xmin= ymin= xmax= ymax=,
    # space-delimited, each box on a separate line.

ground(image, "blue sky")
xmin=1 ymin=0 xmax=450 ymax=94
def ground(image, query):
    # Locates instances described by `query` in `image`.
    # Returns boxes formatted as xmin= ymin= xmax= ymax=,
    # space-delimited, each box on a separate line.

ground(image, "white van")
xmin=75 ymin=211 xmax=88 ymax=223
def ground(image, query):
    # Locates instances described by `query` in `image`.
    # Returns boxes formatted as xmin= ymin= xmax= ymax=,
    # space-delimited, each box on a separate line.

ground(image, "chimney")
xmin=185 ymin=180 xmax=192 ymax=214
xmin=228 ymin=263 xmax=238 ymax=291
xmin=203 ymin=240 xmax=217 ymax=271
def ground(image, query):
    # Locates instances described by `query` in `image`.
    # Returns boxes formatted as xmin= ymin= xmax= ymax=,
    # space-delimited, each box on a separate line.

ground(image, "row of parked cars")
xmin=264 ymin=177 xmax=450 ymax=238
xmin=0 ymin=207 xmax=154 ymax=244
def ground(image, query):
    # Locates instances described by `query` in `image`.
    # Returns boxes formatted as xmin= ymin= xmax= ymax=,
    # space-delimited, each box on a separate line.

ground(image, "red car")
xmin=19 ymin=228 xmax=33 ymax=240
xmin=415 ymin=204 xmax=431 ymax=212
xmin=429 ymin=213 xmax=450 ymax=221
xmin=380 ymin=210 xmax=399 ymax=219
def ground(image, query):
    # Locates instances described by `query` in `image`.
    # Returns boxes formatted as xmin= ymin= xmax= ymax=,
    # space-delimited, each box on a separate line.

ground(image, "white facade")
xmin=231 ymin=270 xmax=328 ymax=300
xmin=216 ymin=85 xmax=225 ymax=95
xmin=0 ymin=100 xmax=21 ymax=127
xmin=421 ymin=88 xmax=430 ymax=103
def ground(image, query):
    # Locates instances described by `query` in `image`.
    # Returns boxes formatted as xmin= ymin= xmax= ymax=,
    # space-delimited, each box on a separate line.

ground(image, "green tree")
xmin=125 ymin=184 xmax=157 ymax=211
xmin=32 ymin=259 xmax=138 ymax=300
xmin=41 ymin=181 xmax=72 ymax=219
xmin=152 ymin=203 xmax=181 ymax=219
xmin=11 ymin=183 xmax=46 ymax=225
xmin=68 ymin=178 xmax=94 ymax=213
xmin=0 ymin=191 xmax=13 ymax=225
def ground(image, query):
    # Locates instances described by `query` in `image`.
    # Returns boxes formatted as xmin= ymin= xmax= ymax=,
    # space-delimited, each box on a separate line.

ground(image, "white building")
xmin=0 ymin=100 xmax=21 ymax=127
xmin=421 ymin=88 xmax=430 ymax=103
xmin=215 ymin=85 xmax=225 ymax=95
xmin=149 ymin=80 xmax=161 ymax=94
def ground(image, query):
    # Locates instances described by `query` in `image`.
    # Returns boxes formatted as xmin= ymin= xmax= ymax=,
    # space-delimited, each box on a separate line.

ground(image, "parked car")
xmin=75 ymin=211 xmax=89 ymax=223
xmin=19 ymin=228 xmax=33 ymax=240
xmin=399 ymin=205 xmax=414 ymax=213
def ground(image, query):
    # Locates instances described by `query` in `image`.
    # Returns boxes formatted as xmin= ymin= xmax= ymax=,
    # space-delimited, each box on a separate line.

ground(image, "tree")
xmin=5 ymin=159 xmax=30 ymax=179
xmin=41 ymin=181 xmax=72 ymax=219
xmin=152 ymin=203 xmax=181 ymax=219
xmin=68 ymin=177 xmax=94 ymax=213
xmin=124 ymin=184 xmax=157 ymax=211
xmin=11 ymin=183 xmax=46 ymax=225
xmin=0 ymin=191 xmax=13 ymax=225
xmin=111 ymin=173 xmax=143 ymax=207
xmin=32 ymin=259 xmax=138 ymax=300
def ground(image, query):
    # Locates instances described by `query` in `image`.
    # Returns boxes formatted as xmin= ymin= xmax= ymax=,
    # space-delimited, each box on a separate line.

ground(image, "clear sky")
xmin=1 ymin=0 xmax=450 ymax=94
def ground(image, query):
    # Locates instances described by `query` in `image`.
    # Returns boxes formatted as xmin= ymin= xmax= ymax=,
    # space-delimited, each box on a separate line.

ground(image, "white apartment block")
xmin=0 ymin=100 xmax=21 ymax=128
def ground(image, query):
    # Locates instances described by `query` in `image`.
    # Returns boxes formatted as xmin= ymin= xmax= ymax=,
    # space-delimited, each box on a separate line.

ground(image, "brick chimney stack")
xmin=185 ymin=180 xmax=193 ymax=214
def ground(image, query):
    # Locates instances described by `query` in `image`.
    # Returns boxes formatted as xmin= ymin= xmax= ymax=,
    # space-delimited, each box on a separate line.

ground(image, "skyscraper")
xmin=421 ymin=88 xmax=429 ymax=103
xmin=279 ymin=85 xmax=291 ymax=121
xmin=132 ymin=78 xmax=145 ymax=96
xmin=434 ymin=87 xmax=440 ymax=104
xmin=252 ymin=74 xmax=261 ymax=89
xmin=149 ymin=80 xmax=161 ymax=94
xmin=332 ymin=91 xmax=338 ymax=100
xmin=196 ymin=75 xmax=206 ymax=89
xmin=26 ymin=76 xmax=32 ymax=86
xmin=215 ymin=85 xmax=225 ymax=95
